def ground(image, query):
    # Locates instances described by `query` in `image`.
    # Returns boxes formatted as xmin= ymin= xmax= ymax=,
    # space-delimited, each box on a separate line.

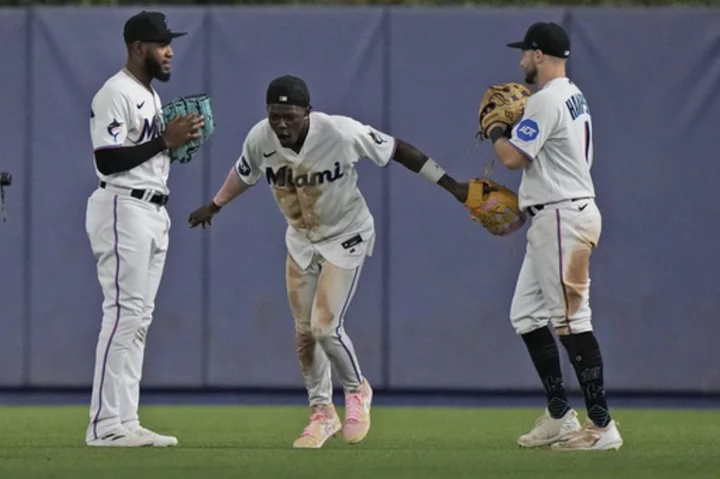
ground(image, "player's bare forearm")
xmin=188 ymin=167 xmax=251 ymax=228
xmin=486 ymin=125 xmax=530 ymax=171
xmin=392 ymin=139 xmax=467 ymax=202
xmin=213 ymin=166 xmax=251 ymax=208
xmin=493 ymin=138 xmax=530 ymax=170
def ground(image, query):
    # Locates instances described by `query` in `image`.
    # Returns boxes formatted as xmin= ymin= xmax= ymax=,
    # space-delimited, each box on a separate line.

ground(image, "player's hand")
xmin=188 ymin=201 xmax=222 ymax=229
xmin=162 ymin=113 xmax=205 ymax=149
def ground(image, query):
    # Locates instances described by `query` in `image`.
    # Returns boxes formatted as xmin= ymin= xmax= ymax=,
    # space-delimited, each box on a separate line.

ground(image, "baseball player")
xmin=485 ymin=22 xmax=623 ymax=451
xmin=85 ymin=11 xmax=204 ymax=447
xmin=188 ymin=75 xmax=468 ymax=448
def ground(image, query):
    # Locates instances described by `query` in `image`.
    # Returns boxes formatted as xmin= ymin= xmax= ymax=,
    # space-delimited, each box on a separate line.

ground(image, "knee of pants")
xmin=510 ymin=315 xmax=550 ymax=336
xmin=551 ymin=316 xmax=593 ymax=336
xmin=311 ymin=308 xmax=337 ymax=342
xmin=100 ymin=315 xmax=143 ymax=347
xmin=295 ymin=328 xmax=317 ymax=371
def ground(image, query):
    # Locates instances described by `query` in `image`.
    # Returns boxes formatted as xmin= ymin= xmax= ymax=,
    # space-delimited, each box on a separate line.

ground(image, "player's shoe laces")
xmin=292 ymin=404 xmax=342 ymax=449
xmin=343 ymin=377 xmax=373 ymax=444
xmin=517 ymin=408 xmax=581 ymax=448
xmin=126 ymin=424 xmax=178 ymax=447
xmin=551 ymin=418 xmax=623 ymax=451
xmin=86 ymin=426 xmax=154 ymax=447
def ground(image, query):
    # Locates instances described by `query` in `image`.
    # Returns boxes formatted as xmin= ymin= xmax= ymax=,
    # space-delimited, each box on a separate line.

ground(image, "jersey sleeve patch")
xmin=515 ymin=119 xmax=539 ymax=142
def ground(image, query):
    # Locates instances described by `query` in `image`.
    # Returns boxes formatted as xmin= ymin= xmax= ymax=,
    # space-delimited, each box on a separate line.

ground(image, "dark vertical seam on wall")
xmin=23 ymin=6 xmax=34 ymax=386
xmin=201 ymin=8 xmax=212 ymax=387
xmin=380 ymin=8 xmax=392 ymax=390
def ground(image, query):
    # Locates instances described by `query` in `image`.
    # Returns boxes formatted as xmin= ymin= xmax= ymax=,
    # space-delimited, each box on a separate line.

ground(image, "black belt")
xmin=526 ymin=197 xmax=592 ymax=217
xmin=100 ymin=181 xmax=169 ymax=206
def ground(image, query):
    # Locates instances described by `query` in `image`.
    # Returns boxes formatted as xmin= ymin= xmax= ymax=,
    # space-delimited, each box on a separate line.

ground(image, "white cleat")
xmin=127 ymin=425 xmax=179 ymax=447
xmin=551 ymin=419 xmax=623 ymax=451
xmin=86 ymin=426 xmax=154 ymax=447
xmin=517 ymin=408 xmax=581 ymax=448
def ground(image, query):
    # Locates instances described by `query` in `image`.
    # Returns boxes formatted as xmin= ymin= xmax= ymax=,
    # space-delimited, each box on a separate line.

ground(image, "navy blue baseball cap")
xmin=123 ymin=11 xmax=187 ymax=44
xmin=507 ymin=22 xmax=570 ymax=59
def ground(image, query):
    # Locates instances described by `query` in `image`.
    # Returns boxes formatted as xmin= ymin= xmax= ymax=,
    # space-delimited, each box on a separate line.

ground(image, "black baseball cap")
xmin=123 ymin=11 xmax=187 ymax=44
xmin=507 ymin=22 xmax=570 ymax=59
xmin=266 ymin=75 xmax=311 ymax=108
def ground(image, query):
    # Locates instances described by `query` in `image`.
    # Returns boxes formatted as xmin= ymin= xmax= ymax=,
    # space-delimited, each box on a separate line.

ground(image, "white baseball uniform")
xmin=85 ymin=68 xmax=171 ymax=441
xmin=235 ymin=111 xmax=396 ymax=405
xmin=507 ymin=77 xmax=600 ymax=336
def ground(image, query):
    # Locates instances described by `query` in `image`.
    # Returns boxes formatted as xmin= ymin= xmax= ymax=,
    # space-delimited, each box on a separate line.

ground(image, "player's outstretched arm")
xmin=188 ymin=166 xmax=250 ymax=228
xmin=391 ymin=139 xmax=468 ymax=203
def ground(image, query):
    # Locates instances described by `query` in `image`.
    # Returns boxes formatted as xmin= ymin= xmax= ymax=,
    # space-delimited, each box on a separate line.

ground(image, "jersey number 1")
xmin=584 ymin=121 xmax=591 ymax=163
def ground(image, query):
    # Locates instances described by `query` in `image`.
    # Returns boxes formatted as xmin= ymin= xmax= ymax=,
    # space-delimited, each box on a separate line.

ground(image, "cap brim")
xmin=507 ymin=41 xmax=527 ymax=49
xmin=170 ymin=32 xmax=187 ymax=38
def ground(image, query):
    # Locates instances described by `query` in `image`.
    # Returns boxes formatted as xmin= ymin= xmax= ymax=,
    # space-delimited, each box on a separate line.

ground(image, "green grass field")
xmin=0 ymin=405 xmax=718 ymax=478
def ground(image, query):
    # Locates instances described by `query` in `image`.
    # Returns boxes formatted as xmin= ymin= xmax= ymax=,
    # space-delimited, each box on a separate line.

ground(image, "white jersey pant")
xmin=84 ymin=187 xmax=170 ymax=440
xmin=286 ymin=252 xmax=365 ymax=406
xmin=510 ymin=198 xmax=601 ymax=336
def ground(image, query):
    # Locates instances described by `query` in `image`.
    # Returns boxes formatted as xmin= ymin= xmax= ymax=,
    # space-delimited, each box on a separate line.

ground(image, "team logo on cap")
xmin=279 ymin=95 xmax=287 ymax=102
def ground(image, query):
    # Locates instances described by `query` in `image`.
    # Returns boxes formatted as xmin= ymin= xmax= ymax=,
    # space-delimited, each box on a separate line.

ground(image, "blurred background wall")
xmin=0 ymin=1 xmax=719 ymax=396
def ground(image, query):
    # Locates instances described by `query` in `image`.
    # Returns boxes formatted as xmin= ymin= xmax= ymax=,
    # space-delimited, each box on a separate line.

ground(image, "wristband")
xmin=489 ymin=126 xmax=507 ymax=144
xmin=418 ymin=158 xmax=446 ymax=184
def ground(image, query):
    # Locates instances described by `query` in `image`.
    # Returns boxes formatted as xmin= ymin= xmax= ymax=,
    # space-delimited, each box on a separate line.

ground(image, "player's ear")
xmin=127 ymin=41 xmax=141 ymax=57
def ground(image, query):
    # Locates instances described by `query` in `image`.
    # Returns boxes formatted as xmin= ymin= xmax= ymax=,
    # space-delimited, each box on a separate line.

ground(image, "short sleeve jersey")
xmin=89 ymin=69 xmax=170 ymax=195
xmin=509 ymin=77 xmax=596 ymax=210
xmin=234 ymin=111 xmax=396 ymax=244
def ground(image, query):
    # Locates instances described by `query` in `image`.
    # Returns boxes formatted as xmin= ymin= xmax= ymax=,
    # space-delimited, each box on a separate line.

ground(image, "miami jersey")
xmin=509 ymin=77 xmax=596 ymax=210
xmin=89 ymin=68 xmax=170 ymax=195
xmin=235 ymin=111 xmax=397 ymax=269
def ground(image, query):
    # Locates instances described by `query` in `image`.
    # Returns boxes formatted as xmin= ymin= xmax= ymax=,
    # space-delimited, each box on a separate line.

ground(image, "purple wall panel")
xmin=205 ymin=8 xmax=387 ymax=387
xmin=0 ymin=6 xmax=715 ymax=393
xmin=567 ymin=9 xmax=720 ymax=392
xmin=27 ymin=8 xmax=206 ymax=385
xmin=0 ymin=10 xmax=28 ymax=385
xmin=386 ymin=9 xmax=567 ymax=389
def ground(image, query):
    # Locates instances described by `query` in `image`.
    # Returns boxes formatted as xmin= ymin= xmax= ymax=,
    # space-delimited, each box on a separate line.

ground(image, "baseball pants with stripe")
xmin=84 ymin=187 xmax=170 ymax=441
xmin=286 ymin=252 xmax=365 ymax=407
xmin=510 ymin=198 xmax=601 ymax=336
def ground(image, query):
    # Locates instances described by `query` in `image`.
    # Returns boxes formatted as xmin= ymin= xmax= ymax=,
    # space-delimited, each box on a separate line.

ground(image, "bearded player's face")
xmin=520 ymin=50 xmax=538 ymax=85
xmin=142 ymin=43 xmax=173 ymax=82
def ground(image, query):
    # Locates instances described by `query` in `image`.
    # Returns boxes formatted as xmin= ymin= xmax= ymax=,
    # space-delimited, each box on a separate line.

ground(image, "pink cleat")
xmin=292 ymin=404 xmax=342 ymax=449
xmin=343 ymin=377 xmax=373 ymax=444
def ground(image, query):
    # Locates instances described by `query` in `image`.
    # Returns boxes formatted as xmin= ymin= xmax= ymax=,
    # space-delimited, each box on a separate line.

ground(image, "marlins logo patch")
xmin=107 ymin=119 xmax=123 ymax=142
xmin=237 ymin=155 xmax=252 ymax=176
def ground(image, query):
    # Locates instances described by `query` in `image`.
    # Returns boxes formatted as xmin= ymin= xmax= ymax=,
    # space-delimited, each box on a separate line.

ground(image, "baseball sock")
xmin=559 ymin=332 xmax=612 ymax=428
xmin=521 ymin=326 xmax=571 ymax=419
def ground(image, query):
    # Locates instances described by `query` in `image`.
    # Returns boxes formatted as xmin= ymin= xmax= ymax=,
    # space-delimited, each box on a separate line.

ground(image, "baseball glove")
xmin=162 ymin=94 xmax=215 ymax=164
xmin=464 ymin=161 xmax=526 ymax=236
xmin=477 ymin=82 xmax=532 ymax=140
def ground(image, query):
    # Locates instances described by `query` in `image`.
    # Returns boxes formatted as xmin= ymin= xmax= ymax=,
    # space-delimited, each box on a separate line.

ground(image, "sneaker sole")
xmin=517 ymin=429 xmax=580 ymax=448
xmin=551 ymin=439 xmax=624 ymax=452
